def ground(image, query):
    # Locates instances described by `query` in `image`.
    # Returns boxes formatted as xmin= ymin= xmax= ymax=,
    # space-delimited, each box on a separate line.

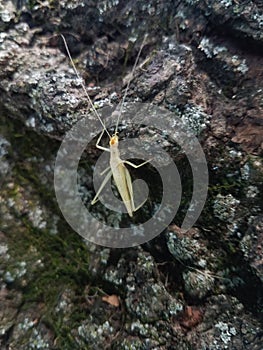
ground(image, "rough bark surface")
xmin=0 ymin=0 xmax=262 ymax=349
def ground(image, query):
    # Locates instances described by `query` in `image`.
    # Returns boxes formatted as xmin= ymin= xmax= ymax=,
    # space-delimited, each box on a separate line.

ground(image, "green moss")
xmin=0 ymin=115 xmax=97 ymax=348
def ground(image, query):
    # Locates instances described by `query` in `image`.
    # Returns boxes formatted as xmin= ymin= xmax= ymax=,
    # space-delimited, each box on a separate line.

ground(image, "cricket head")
xmin=109 ymin=134 xmax=119 ymax=147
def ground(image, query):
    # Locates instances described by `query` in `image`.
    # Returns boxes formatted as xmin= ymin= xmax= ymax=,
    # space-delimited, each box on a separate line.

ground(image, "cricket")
xmin=60 ymin=34 xmax=150 ymax=217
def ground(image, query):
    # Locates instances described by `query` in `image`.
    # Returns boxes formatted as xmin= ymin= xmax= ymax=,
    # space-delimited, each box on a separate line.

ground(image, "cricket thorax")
xmin=109 ymin=135 xmax=121 ymax=162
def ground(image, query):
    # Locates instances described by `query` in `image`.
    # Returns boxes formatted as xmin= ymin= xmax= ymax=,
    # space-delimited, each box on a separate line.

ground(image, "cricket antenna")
xmin=114 ymin=34 xmax=147 ymax=135
xmin=60 ymin=34 xmax=111 ymax=139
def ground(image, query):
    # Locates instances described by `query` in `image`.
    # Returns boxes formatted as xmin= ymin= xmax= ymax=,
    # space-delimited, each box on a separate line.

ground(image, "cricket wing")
xmin=113 ymin=163 xmax=134 ymax=217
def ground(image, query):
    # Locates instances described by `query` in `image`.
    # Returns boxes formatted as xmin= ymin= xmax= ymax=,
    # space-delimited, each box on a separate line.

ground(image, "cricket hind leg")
xmin=100 ymin=166 xmax=111 ymax=176
xmin=91 ymin=169 xmax=112 ymax=205
xmin=123 ymin=159 xmax=152 ymax=169
xmin=124 ymin=166 xmax=148 ymax=214
xmin=125 ymin=159 xmax=152 ymax=211
xmin=134 ymin=195 xmax=148 ymax=212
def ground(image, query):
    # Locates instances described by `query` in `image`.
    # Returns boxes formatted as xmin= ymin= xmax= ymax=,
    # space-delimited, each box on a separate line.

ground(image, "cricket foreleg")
xmin=91 ymin=169 xmax=112 ymax=205
xmin=96 ymin=129 xmax=110 ymax=152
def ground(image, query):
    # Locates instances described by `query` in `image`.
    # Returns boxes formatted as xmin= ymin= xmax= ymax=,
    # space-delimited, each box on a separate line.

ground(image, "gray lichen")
xmin=213 ymin=194 xmax=240 ymax=222
xmin=183 ymin=270 xmax=215 ymax=299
